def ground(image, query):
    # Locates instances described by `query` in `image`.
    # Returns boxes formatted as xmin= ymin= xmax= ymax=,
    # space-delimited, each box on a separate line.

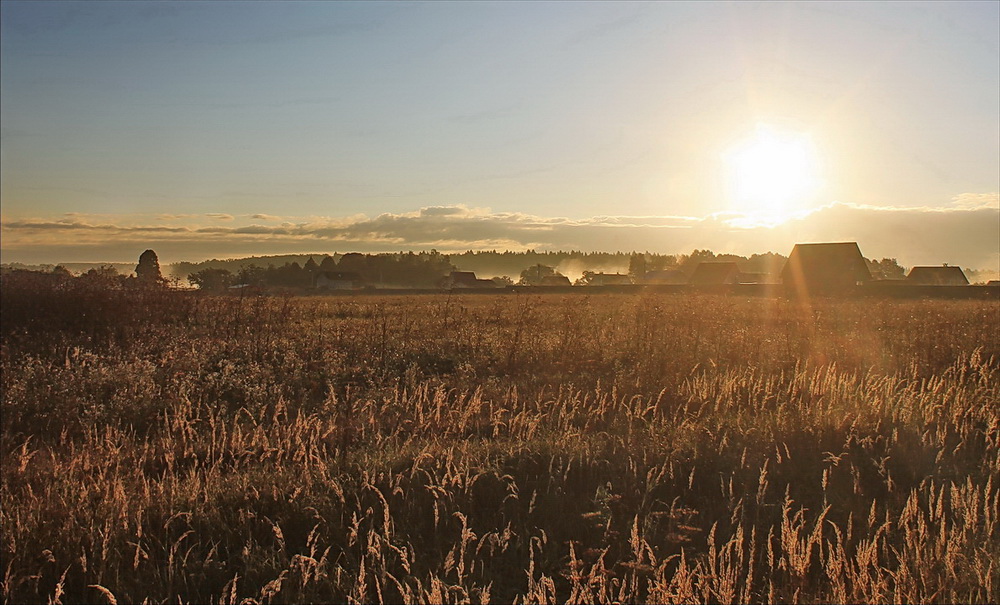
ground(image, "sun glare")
xmin=724 ymin=125 xmax=821 ymax=224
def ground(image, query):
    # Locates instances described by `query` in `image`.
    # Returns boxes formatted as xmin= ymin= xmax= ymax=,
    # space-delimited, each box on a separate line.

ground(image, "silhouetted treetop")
xmin=135 ymin=250 xmax=165 ymax=286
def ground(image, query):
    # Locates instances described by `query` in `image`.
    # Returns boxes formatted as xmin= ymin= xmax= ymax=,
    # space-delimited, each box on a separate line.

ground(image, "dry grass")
xmin=2 ymin=290 xmax=998 ymax=603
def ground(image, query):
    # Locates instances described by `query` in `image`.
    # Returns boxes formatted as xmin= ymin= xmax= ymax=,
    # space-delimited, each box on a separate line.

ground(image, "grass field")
xmin=2 ymin=286 xmax=998 ymax=603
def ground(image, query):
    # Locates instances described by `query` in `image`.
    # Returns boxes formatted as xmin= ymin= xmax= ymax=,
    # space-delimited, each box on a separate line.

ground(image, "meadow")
xmin=1 ymin=283 xmax=998 ymax=604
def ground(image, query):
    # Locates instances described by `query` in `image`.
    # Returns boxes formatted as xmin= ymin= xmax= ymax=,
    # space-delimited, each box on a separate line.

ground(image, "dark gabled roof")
xmin=906 ymin=266 xmax=969 ymax=285
xmin=781 ymin=242 xmax=871 ymax=288
xmin=689 ymin=262 xmax=740 ymax=285
xmin=449 ymin=271 xmax=479 ymax=284
xmin=540 ymin=275 xmax=571 ymax=286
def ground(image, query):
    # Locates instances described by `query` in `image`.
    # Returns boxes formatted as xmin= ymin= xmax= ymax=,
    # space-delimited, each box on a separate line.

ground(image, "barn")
xmin=905 ymin=266 xmax=969 ymax=286
xmin=445 ymin=271 xmax=479 ymax=288
xmin=781 ymin=242 xmax=871 ymax=295
xmin=540 ymin=275 xmax=572 ymax=286
xmin=444 ymin=271 xmax=498 ymax=289
xmin=689 ymin=262 xmax=741 ymax=285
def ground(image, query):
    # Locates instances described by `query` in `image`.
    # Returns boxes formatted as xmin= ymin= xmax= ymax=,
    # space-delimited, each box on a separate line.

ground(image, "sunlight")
xmin=724 ymin=125 xmax=821 ymax=224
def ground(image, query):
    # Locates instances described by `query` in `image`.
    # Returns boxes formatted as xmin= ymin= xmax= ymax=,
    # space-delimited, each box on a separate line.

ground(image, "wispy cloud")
xmin=2 ymin=200 xmax=997 ymax=269
xmin=951 ymin=192 xmax=1000 ymax=210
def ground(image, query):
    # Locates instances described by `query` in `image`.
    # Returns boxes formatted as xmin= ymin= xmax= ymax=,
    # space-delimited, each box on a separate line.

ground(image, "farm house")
xmin=781 ymin=242 xmax=872 ymax=295
xmin=443 ymin=271 xmax=498 ymax=289
xmin=540 ymin=275 xmax=572 ymax=286
xmin=905 ymin=266 xmax=969 ymax=285
xmin=689 ymin=262 xmax=742 ymax=285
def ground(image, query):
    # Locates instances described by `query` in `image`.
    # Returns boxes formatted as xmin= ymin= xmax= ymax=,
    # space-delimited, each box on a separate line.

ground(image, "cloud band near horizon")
xmin=2 ymin=197 xmax=998 ymax=270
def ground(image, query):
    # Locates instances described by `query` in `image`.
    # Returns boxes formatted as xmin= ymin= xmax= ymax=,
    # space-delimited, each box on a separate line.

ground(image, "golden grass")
xmin=1 ymin=291 xmax=998 ymax=603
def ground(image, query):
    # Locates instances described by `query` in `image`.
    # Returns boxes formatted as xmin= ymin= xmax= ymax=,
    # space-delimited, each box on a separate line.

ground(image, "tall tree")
xmin=236 ymin=265 xmax=265 ymax=286
xmin=868 ymin=258 xmax=906 ymax=280
xmin=628 ymin=253 xmax=647 ymax=279
xmin=319 ymin=255 xmax=339 ymax=272
xmin=135 ymin=250 xmax=165 ymax=286
xmin=337 ymin=253 xmax=365 ymax=273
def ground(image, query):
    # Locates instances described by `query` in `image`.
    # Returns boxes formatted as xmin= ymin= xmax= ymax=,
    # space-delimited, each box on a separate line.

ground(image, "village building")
xmin=540 ymin=275 xmax=572 ymax=286
xmin=781 ymin=242 xmax=871 ymax=295
xmin=446 ymin=271 xmax=478 ymax=288
xmin=315 ymin=271 xmax=364 ymax=290
xmin=905 ymin=266 xmax=969 ymax=286
xmin=689 ymin=262 xmax=742 ymax=285
xmin=443 ymin=271 xmax=498 ymax=289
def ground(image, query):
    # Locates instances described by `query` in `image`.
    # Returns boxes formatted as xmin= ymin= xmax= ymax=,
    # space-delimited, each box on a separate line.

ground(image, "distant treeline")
xmin=9 ymin=250 xmax=993 ymax=288
xmin=180 ymin=251 xmax=457 ymax=290
xmin=169 ymin=250 xmax=916 ymax=283
xmin=466 ymin=249 xmax=792 ymax=280
xmin=1 ymin=262 xmax=139 ymax=276
xmin=167 ymin=250 xmax=787 ymax=281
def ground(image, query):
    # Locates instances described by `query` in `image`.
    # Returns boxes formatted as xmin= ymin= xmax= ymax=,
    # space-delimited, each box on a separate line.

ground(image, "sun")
xmin=723 ymin=125 xmax=821 ymax=223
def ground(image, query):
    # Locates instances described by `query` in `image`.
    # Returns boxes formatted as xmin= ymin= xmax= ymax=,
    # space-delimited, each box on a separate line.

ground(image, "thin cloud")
xmin=2 ymin=219 xmax=191 ymax=234
xmin=419 ymin=206 xmax=476 ymax=217
xmin=951 ymin=192 xmax=999 ymax=210
xmin=205 ymin=213 xmax=235 ymax=221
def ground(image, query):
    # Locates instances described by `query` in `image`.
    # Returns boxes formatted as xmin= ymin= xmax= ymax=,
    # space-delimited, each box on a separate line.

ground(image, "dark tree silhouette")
xmin=518 ymin=264 xmax=556 ymax=285
xmin=628 ymin=253 xmax=647 ymax=279
xmin=320 ymin=255 xmax=339 ymax=272
xmin=187 ymin=268 xmax=233 ymax=291
xmin=868 ymin=257 xmax=906 ymax=280
xmin=135 ymin=250 xmax=165 ymax=286
xmin=236 ymin=265 xmax=266 ymax=287
xmin=337 ymin=253 xmax=365 ymax=273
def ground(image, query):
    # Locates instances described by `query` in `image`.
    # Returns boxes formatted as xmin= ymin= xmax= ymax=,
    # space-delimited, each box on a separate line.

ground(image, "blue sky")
xmin=1 ymin=1 xmax=997 ymax=267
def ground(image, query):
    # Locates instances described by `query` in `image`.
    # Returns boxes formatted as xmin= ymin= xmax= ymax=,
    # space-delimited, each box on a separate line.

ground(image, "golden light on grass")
xmin=724 ymin=124 xmax=822 ymax=225
xmin=2 ymin=283 xmax=998 ymax=603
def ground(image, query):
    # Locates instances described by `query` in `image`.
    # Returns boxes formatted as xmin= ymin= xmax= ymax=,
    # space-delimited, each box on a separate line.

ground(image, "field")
xmin=2 ymin=285 xmax=999 ymax=604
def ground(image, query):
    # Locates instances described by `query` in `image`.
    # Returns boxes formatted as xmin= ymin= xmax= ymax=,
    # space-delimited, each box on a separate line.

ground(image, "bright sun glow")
xmin=724 ymin=125 xmax=821 ymax=224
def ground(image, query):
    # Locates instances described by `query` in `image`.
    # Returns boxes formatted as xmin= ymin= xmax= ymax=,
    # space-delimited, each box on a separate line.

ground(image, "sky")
xmin=1 ymin=1 xmax=998 ymax=269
